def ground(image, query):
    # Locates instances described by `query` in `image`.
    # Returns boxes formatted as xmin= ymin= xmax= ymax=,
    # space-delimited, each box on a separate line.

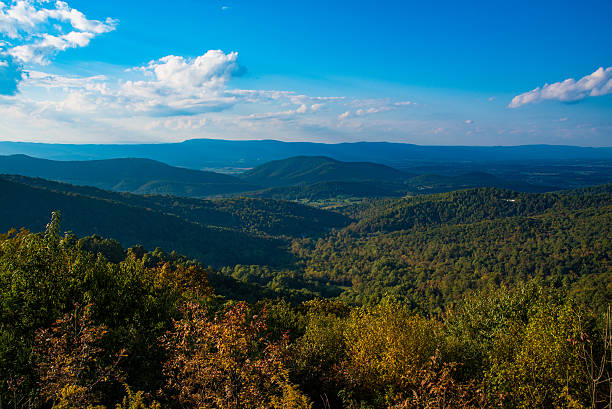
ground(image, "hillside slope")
xmin=298 ymin=185 xmax=612 ymax=309
xmin=0 ymin=177 xmax=292 ymax=267
xmin=241 ymin=156 xmax=410 ymax=187
xmin=0 ymin=154 xmax=255 ymax=196
xmin=0 ymin=174 xmax=349 ymax=237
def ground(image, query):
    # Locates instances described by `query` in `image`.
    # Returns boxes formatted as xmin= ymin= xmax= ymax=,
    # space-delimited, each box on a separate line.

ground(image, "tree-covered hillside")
xmin=0 ymin=154 xmax=256 ymax=196
xmin=240 ymin=156 xmax=411 ymax=187
xmin=240 ymin=156 xmax=551 ymax=199
xmin=1 ymin=174 xmax=350 ymax=237
xmin=1 ymin=213 xmax=611 ymax=409
xmin=0 ymin=177 xmax=294 ymax=267
xmin=293 ymin=186 xmax=611 ymax=312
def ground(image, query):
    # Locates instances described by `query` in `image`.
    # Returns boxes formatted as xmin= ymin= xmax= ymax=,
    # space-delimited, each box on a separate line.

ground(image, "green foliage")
xmin=77 ymin=235 xmax=125 ymax=263
xmin=340 ymin=299 xmax=443 ymax=405
xmin=213 ymin=264 xmax=342 ymax=303
xmin=0 ymin=215 xmax=211 ymax=407
xmin=298 ymin=187 xmax=611 ymax=312
xmin=485 ymin=302 xmax=586 ymax=408
xmin=1 ymin=182 xmax=611 ymax=408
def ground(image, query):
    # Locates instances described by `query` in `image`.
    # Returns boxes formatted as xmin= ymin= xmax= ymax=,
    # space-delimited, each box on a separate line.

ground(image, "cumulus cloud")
xmin=18 ymin=50 xmax=243 ymax=116
xmin=509 ymin=67 xmax=612 ymax=108
xmin=0 ymin=0 xmax=117 ymax=64
xmin=464 ymin=119 xmax=473 ymax=124
xmin=136 ymin=51 xmax=239 ymax=90
xmin=10 ymin=50 xmax=346 ymax=119
xmin=118 ymin=50 xmax=242 ymax=115
xmin=1 ymin=40 xmax=432 ymax=143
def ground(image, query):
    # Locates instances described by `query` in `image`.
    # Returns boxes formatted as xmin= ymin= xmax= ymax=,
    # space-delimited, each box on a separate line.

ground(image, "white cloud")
xmin=310 ymin=103 xmax=323 ymax=111
xmin=2 ymin=45 xmax=457 ymax=144
xmin=117 ymin=51 xmax=241 ymax=115
xmin=245 ymin=103 xmax=315 ymax=121
xmin=356 ymin=107 xmax=387 ymax=116
xmin=137 ymin=51 xmax=239 ymax=90
xmin=509 ymin=67 xmax=612 ymax=108
xmin=158 ymin=116 xmax=208 ymax=131
xmin=339 ymin=100 xmax=411 ymax=119
xmin=0 ymin=0 xmax=117 ymax=64
xmin=10 ymin=49 xmax=351 ymax=121
xmin=17 ymin=50 xmax=241 ymax=116
xmin=8 ymin=31 xmax=96 ymax=64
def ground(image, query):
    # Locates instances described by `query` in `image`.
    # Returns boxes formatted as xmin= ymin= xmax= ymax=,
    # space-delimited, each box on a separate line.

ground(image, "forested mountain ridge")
xmin=0 ymin=177 xmax=296 ymax=267
xmin=0 ymin=174 xmax=350 ymax=237
xmin=240 ymin=155 xmax=555 ymax=199
xmin=0 ymin=154 xmax=541 ymax=202
xmin=346 ymin=185 xmax=612 ymax=234
xmin=245 ymin=170 xmax=553 ymax=201
xmin=0 ymin=175 xmax=350 ymax=268
xmin=295 ymin=185 xmax=612 ymax=310
xmin=241 ymin=156 xmax=411 ymax=187
xmin=0 ymin=154 xmax=256 ymax=196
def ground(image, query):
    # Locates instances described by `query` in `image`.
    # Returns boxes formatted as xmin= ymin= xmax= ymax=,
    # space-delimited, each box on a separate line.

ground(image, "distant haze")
xmin=0 ymin=139 xmax=610 ymax=169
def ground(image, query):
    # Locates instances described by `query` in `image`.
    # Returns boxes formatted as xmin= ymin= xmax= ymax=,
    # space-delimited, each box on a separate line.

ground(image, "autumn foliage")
xmin=161 ymin=301 xmax=312 ymax=409
xmin=1 ymin=214 xmax=611 ymax=409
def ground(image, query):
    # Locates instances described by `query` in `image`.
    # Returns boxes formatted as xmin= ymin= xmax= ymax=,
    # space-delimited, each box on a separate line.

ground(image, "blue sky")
xmin=0 ymin=0 xmax=611 ymax=146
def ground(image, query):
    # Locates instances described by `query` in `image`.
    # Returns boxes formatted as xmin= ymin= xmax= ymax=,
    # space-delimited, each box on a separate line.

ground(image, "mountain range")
xmin=0 ymin=154 xmax=254 ymax=196
xmin=1 ymin=139 xmax=611 ymax=169
xmin=0 ymin=154 xmax=558 ymax=198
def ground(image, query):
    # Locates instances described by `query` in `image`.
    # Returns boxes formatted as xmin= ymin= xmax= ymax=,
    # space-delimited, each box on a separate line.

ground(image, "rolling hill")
xmin=240 ymin=156 xmax=411 ymax=187
xmin=0 ymin=176 xmax=291 ymax=267
xmin=0 ymin=154 xmax=255 ymax=196
xmin=240 ymin=157 xmax=550 ymax=199
xmin=0 ymin=174 xmax=349 ymax=238
xmin=298 ymin=184 xmax=612 ymax=309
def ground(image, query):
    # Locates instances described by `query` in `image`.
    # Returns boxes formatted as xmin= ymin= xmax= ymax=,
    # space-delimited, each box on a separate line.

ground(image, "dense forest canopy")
xmin=0 ymin=178 xmax=611 ymax=408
